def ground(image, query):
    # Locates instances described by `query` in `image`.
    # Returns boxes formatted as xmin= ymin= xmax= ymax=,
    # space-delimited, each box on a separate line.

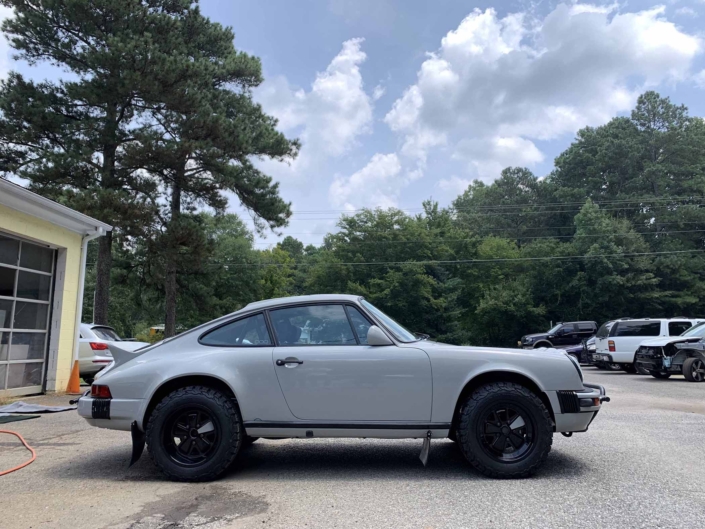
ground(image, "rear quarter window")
xmin=611 ymin=321 xmax=661 ymax=337
xmin=596 ymin=322 xmax=612 ymax=338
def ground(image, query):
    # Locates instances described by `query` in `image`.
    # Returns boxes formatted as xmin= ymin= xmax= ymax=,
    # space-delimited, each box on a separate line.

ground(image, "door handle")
xmin=276 ymin=357 xmax=304 ymax=366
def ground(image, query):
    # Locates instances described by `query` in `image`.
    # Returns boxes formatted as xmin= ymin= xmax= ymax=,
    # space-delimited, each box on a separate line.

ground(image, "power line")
xmin=250 ymin=229 xmax=705 ymax=246
xmin=291 ymin=196 xmax=705 ymax=214
xmin=206 ymin=249 xmax=705 ymax=268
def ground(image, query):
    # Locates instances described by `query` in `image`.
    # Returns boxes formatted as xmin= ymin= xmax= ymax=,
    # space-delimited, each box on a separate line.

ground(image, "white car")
xmin=594 ymin=318 xmax=703 ymax=372
xmin=79 ymin=323 xmax=148 ymax=385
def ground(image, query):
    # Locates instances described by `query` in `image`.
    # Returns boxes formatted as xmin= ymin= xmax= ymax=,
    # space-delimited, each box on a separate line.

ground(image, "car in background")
xmin=79 ymin=323 xmax=148 ymax=385
xmin=519 ymin=321 xmax=597 ymax=349
xmin=594 ymin=318 xmax=703 ymax=373
xmin=635 ymin=322 xmax=705 ymax=381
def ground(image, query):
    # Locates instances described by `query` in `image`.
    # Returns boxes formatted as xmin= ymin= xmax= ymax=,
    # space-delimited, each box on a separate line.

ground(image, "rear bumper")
xmin=549 ymin=383 xmax=608 ymax=433
xmin=77 ymin=394 xmax=144 ymax=432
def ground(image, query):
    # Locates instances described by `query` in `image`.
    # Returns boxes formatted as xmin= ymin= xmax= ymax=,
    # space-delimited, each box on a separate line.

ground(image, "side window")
xmin=669 ymin=321 xmax=692 ymax=336
xmin=270 ymin=305 xmax=356 ymax=346
xmin=578 ymin=323 xmax=594 ymax=332
xmin=613 ymin=321 xmax=661 ymax=337
xmin=561 ymin=324 xmax=576 ymax=334
xmin=200 ymin=313 xmax=271 ymax=347
xmin=346 ymin=306 xmax=372 ymax=345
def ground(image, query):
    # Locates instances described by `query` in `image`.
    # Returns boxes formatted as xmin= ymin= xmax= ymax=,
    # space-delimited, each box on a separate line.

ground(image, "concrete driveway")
xmin=1 ymin=368 xmax=704 ymax=529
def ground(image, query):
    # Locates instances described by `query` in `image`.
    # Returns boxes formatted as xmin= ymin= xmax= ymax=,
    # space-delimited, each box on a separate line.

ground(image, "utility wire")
xmin=204 ymin=249 xmax=705 ymax=268
xmin=250 ymin=229 xmax=705 ymax=246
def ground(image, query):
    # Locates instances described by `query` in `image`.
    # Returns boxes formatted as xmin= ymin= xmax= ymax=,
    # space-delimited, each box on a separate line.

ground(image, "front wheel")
xmin=683 ymin=358 xmax=705 ymax=382
xmin=146 ymin=386 xmax=243 ymax=482
xmin=649 ymin=371 xmax=671 ymax=379
xmin=456 ymin=382 xmax=553 ymax=479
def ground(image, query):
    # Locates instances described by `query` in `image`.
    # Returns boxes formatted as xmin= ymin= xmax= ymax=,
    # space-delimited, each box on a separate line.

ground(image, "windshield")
xmin=361 ymin=300 xmax=417 ymax=343
xmin=547 ymin=324 xmax=562 ymax=334
xmin=92 ymin=326 xmax=121 ymax=341
xmin=681 ymin=322 xmax=705 ymax=337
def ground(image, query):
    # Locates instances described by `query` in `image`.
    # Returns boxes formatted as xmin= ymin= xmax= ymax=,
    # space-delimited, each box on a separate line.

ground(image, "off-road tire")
xmin=621 ymin=363 xmax=637 ymax=374
xmin=683 ymin=357 xmax=705 ymax=382
xmin=456 ymin=382 xmax=553 ymax=479
xmin=146 ymin=386 xmax=243 ymax=482
xmin=648 ymin=371 xmax=671 ymax=379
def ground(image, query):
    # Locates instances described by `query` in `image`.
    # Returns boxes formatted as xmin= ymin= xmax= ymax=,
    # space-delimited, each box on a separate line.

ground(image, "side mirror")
xmin=367 ymin=325 xmax=393 ymax=346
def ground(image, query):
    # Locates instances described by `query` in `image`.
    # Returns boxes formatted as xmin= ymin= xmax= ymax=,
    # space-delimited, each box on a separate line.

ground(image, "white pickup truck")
xmin=594 ymin=318 xmax=703 ymax=372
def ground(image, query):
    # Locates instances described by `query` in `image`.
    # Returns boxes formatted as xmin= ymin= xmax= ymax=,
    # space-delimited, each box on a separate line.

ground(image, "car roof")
xmin=243 ymin=294 xmax=362 ymax=311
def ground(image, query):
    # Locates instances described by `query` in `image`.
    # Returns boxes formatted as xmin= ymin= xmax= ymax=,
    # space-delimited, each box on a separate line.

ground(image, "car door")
xmin=268 ymin=303 xmax=432 ymax=422
xmin=555 ymin=324 xmax=577 ymax=346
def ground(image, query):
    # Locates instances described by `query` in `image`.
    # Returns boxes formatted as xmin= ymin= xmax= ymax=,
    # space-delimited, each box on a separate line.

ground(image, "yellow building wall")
xmin=0 ymin=202 xmax=83 ymax=392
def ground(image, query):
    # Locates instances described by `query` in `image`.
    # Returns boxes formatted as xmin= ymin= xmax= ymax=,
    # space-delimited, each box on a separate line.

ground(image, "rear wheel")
xmin=649 ymin=371 xmax=671 ymax=379
xmin=621 ymin=363 xmax=637 ymax=374
xmin=146 ymin=386 xmax=243 ymax=482
xmin=683 ymin=358 xmax=705 ymax=382
xmin=456 ymin=382 xmax=553 ymax=479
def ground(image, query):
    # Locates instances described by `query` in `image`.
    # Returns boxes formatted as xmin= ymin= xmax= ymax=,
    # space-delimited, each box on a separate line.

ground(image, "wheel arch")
xmin=449 ymin=371 xmax=555 ymax=436
xmin=142 ymin=374 xmax=239 ymax=430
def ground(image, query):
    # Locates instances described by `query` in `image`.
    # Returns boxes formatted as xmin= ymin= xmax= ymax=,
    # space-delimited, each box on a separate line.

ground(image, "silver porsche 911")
xmin=78 ymin=294 xmax=608 ymax=481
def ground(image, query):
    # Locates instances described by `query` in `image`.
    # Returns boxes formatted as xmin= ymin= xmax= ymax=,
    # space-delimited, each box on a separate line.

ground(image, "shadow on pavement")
xmin=53 ymin=438 xmax=588 ymax=483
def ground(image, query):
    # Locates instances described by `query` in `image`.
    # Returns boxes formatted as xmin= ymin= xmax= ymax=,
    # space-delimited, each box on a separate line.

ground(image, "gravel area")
xmin=1 ymin=369 xmax=704 ymax=529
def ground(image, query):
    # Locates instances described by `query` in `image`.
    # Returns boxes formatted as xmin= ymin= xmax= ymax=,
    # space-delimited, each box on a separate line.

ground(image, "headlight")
xmin=524 ymin=337 xmax=533 ymax=343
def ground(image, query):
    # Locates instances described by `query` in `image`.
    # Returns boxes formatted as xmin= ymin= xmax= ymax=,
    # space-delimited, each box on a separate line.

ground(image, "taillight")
xmin=608 ymin=340 xmax=615 ymax=352
xmin=91 ymin=385 xmax=112 ymax=399
xmin=89 ymin=342 xmax=109 ymax=351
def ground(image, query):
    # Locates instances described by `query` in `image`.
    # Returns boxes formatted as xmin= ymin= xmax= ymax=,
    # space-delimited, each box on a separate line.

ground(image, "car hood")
xmin=639 ymin=336 xmax=702 ymax=347
xmin=419 ymin=342 xmax=567 ymax=358
xmin=521 ymin=333 xmax=548 ymax=341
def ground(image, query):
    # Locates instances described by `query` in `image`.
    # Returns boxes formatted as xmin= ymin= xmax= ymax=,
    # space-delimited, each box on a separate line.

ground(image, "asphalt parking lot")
xmin=1 ymin=368 xmax=704 ymax=529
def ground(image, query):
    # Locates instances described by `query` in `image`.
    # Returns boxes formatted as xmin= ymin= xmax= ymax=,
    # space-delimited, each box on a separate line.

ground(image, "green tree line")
xmin=87 ymin=93 xmax=705 ymax=347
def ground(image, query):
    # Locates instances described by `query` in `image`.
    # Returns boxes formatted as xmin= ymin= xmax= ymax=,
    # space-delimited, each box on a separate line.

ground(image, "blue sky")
xmin=4 ymin=1 xmax=705 ymax=247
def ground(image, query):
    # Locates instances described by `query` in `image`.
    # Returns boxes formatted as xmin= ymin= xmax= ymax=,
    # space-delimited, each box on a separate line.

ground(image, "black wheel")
xmin=146 ymin=386 xmax=243 ymax=482
xmin=82 ymin=376 xmax=95 ymax=386
xmin=456 ymin=382 xmax=553 ymax=479
xmin=621 ymin=363 xmax=637 ymax=373
xmin=533 ymin=342 xmax=552 ymax=349
xmin=683 ymin=358 xmax=705 ymax=382
xmin=649 ymin=371 xmax=671 ymax=379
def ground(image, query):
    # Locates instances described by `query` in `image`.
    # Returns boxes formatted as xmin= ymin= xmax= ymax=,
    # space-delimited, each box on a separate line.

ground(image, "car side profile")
xmin=78 ymin=295 xmax=608 ymax=482
xmin=519 ymin=321 xmax=597 ymax=349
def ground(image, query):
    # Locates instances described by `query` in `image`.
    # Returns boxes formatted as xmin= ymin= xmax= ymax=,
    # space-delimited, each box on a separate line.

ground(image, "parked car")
xmin=79 ymin=323 xmax=149 ymax=385
xmin=635 ymin=322 xmax=705 ymax=381
xmin=77 ymin=294 xmax=608 ymax=482
xmin=589 ymin=321 xmax=622 ymax=371
xmin=593 ymin=318 xmax=703 ymax=373
xmin=519 ymin=321 xmax=597 ymax=349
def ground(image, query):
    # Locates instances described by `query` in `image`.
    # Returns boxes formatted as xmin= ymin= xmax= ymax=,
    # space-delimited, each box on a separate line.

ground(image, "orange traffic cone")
xmin=66 ymin=359 xmax=82 ymax=394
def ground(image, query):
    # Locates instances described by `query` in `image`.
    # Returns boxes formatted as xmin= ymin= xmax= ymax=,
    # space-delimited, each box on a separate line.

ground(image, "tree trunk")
xmin=164 ymin=164 xmax=184 ymax=338
xmin=93 ymin=229 xmax=113 ymax=325
xmin=93 ymin=109 xmax=118 ymax=325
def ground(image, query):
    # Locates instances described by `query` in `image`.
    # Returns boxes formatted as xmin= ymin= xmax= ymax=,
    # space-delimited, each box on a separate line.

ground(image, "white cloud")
xmin=437 ymin=175 xmax=472 ymax=195
xmin=329 ymin=153 xmax=402 ymax=209
xmin=675 ymin=7 xmax=698 ymax=18
xmin=372 ymin=84 xmax=386 ymax=101
xmin=385 ymin=4 xmax=702 ymax=180
xmin=695 ymin=69 xmax=705 ymax=88
xmin=256 ymin=38 xmax=373 ymax=158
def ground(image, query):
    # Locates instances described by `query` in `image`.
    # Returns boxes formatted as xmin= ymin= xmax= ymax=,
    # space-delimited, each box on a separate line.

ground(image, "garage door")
xmin=0 ymin=233 xmax=55 ymax=395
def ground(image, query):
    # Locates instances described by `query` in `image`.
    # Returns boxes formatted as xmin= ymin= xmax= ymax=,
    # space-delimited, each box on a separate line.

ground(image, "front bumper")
xmin=550 ymin=383 xmax=608 ymax=433
xmin=77 ymin=393 xmax=144 ymax=432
